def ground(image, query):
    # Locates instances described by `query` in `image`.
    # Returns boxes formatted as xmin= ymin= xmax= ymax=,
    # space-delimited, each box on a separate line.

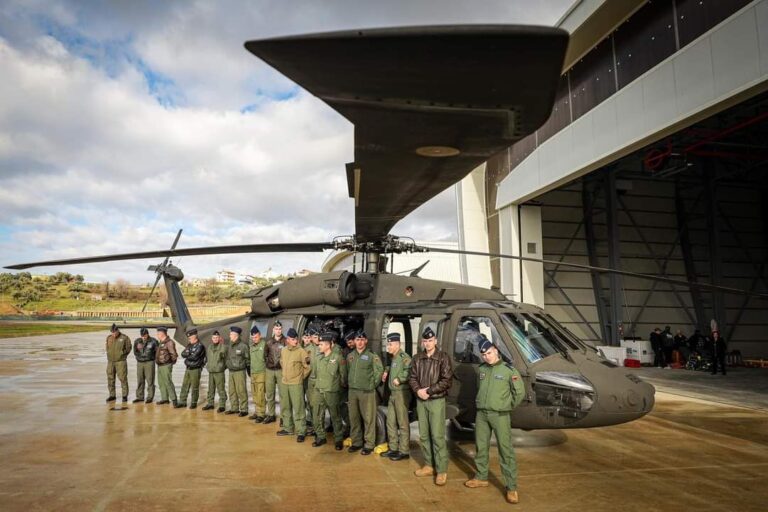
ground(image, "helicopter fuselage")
xmin=163 ymin=267 xmax=655 ymax=431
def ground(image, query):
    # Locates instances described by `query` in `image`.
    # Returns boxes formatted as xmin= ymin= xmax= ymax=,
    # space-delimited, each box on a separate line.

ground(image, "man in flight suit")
xmin=105 ymin=323 xmax=132 ymax=403
xmin=410 ymin=326 xmax=453 ymax=485
xmin=312 ymin=330 xmax=347 ymax=450
xmin=132 ymin=327 xmax=158 ymax=403
xmin=464 ymin=336 xmax=526 ymax=505
xmin=225 ymin=326 xmax=250 ymax=416
xmin=176 ymin=328 xmax=206 ymax=409
xmin=276 ymin=328 xmax=311 ymax=441
xmin=380 ymin=332 xmax=412 ymax=461
xmin=346 ymin=330 xmax=384 ymax=455
xmin=202 ymin=330 xmax=227 ymax=412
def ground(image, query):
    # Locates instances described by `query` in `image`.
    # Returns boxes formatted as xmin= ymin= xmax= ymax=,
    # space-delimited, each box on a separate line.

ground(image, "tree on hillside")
xmin=113 ymin=279 xmax=130 ymax=299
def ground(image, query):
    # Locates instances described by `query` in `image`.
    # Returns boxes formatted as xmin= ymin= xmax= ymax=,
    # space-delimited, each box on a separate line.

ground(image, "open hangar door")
xmin=533 ymin=91 xmax=768 ymax=358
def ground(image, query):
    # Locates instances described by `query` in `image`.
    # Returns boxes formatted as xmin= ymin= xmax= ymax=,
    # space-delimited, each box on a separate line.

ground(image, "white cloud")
xmin=0 ymin=0 xmax=572 ymax=283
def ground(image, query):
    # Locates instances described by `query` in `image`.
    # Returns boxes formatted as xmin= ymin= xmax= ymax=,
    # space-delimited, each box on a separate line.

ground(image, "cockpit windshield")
xmin=501 ymin=312 xmax=575 ymax=364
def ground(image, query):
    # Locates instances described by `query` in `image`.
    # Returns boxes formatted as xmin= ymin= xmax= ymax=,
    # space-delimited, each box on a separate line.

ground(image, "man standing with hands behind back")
xmin=409 ymin=326 xmax=453 ymax=485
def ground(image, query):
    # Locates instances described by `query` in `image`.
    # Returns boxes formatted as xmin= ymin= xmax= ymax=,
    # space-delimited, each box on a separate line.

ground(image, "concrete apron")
xmin=0 ymin=332 xmax=767 ymax=511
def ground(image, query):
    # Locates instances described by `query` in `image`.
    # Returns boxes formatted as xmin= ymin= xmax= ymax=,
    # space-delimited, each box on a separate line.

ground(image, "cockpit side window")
xmin=454 ymin=315 xmax=514 ymax=364
xmin=502 ymin=313 xmax=568 ymax=364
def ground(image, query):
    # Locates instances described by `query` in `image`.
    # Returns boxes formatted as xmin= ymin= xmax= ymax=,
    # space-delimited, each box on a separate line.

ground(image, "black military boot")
xmin=121 ymin=396 xmax=128 ymax=403
xmin=145 ymin=399 xmax=153 ymax=404
xmin=312 ymin=436 xmax=327 ymax=448
xmin=335 ymin=441 xmax=344 ymax=451
xmin=296 ymin=434 xmax=306 ymax=443
xmin=263 ymin=415 xmax=276 ymax=424
xmin=379 ymin=450 xmax=395 ymax=458
xmin=106 ymin=396 xmax=116 ymax=403
xmin=225 ymin=410 xmax=238 ymax=415
xmin=174 ymin=402 xmax=185 ymax=408
xmin=217 ymin=407 xmax=226 ymax=413
xmin=156 ymin=400 xmax=169 ymax=405
xmin=238 ymin=411 xmax=248 ymax=417
xmin=189 ymin=403 xmax=197 ymax=409
xmin=276 ymin=429 xmax=293 ymax=436
xmin=360 ymin=447 xmax=372 ymax=456
xmin=253 ymin=416 xmax=265 ymax=423
xmin=172 ymin=400 xmax=179 ymax=407
xmin=132 ymin=398 xmax=144 ymax=404
xmin=248 ymin=413 xmax=259 ymax=420
xmin=202 ymin=404 xmax=214 ymax=411
xmin=390 ymin=452 xmax=410 ymax=461
xmin=348 ymin=445 xmax=362 ymax=453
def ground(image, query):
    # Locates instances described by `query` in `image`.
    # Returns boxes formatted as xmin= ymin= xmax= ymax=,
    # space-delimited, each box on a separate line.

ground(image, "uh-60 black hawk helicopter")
xmin=9 ymin=25 xmax=768 ymax=441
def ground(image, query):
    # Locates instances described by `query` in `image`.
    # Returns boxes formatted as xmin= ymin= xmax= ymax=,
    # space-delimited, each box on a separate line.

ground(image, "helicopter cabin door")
xmin=445 ymin=309 xmax=524 ymax=422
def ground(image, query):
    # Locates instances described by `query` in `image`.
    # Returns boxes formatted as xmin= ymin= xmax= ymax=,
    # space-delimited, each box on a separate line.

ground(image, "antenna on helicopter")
xmin=141 ymin=229 xmax=183 ymax=313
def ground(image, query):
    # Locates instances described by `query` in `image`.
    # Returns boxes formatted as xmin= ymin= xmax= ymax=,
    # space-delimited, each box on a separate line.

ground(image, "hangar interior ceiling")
xmin=534 ymin=90 xmax=768 ymax=356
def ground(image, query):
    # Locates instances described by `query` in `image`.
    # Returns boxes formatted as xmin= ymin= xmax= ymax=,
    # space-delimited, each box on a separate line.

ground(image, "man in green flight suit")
xmin=105 ymin=323 xmax=132 ymax=403
xmin=464 ymin=336 xmax=525 ymax=505
xmin=225 ymin=326 xmax=250 ymax=417
xmin=409 ymin=326 xmax=453 ymax=485
xmin=380 ymin=332 xmax=412 ymax=461
xmin=304 ymin=327 xmax=321 ymax=435
xmin=312 ymin=330 xmax=347 ymax=450
xmin=346 ymin=330 xmax=384 ymax=455
xmin=276 ymin=328 xmax=311 ymax=441
xmin=176 ymin=328 xmax=206 ymax=409
xmin=202 ymin=330 xmax=227 ymax=412
xmin=132 ymin=327 xmax=157 ymax=403
xmin=155 ymin=326 xmax=178 ymax=406
xmin=248 ymin=325 xmax=267 ymax=422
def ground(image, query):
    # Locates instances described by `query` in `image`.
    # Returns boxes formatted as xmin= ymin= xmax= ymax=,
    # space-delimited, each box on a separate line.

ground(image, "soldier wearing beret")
xmin=346 ymin=330 xmax=384 ymax=455
xmin=155 ymin=326 xmax=178 ymax=406
xmin=249 ymin=325 xmax=267 ymax=422
xmin=464 ymin=337 xmax=525 ymax=505
xmin=225 ymin=326 xmax=250 ymax=416
xmin=132 ymin=327 xmax=158 ymax=403
xmin=410 ymin=326 xmax=453 ymax=485
xmin=312 ymin=330 xmax=347 ymax=449
xmin=176 ymin=328 xmax=206 ymax=409
xmin=105 ymin=324 xmax=132 ymax=403
xmin=263 ymin=321 xmax=285 ymax=424
xmin=380 ymin=332 xmax=412 ymax=461
xmin=202 ymin=330 xmax=228 ymax=412
xmin=276 ymin=328 xmax=311 ymax=441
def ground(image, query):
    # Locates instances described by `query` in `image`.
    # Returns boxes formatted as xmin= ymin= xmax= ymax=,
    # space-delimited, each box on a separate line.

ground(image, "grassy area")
xmin=0 ymin=322 xmax=107 ymax=338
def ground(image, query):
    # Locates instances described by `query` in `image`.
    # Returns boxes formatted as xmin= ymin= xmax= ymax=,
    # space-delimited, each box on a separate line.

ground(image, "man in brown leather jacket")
xmin=155 ymin=326 xmax=178 ymax=406
xmin=263 ymin=321 xmax=285 ymax=424
xmin=409 ymin=326 xmax=453 ymax=486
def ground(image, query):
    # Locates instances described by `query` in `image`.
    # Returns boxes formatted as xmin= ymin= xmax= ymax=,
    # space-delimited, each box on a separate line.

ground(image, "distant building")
xmin=216 ymin=270 xmax=236 ymax=283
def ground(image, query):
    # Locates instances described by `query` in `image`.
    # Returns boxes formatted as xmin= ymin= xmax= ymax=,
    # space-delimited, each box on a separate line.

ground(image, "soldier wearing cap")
xmin=225 ymin=326 xmax=250 ymax=416
xmin=133 ymin=327 xmax=158 ymax=403
xmin=249 ymin=325 xmax=267 ymax=422
xmin=105 ymin=324 xmax=132 ymax=403
xmin=464 ymin=336 xmax=525 ymax=505
xmin=202 ymin=330 xmax=228 ymax=412
xmin=312 ymin=330 xmax=347 ymax=449
xmin=409 ymin=326 xmax=453 ymax=485
xmin=276 ymin=328 xmax=311 ymax=441
xmin=304 ymin=327 xmax=320 ymax=433
xmin=346 ymin=330 xmax=384 ymax=455
xmin=263 ymin=321 xmax=285 ymax=424
xmin=177 ymin=328 xmax=207 ymax=409
xmin=155 ymin=327 xmax=178 ymax=405
xmin=380 ymin=332 xmax=412 ymax=461
xmin=339 ymin=330 xmax=357 ymax=433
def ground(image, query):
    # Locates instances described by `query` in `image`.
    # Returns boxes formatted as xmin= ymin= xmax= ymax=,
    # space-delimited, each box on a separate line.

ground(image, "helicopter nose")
xmin=598 ymin=376 xmax=655 ymax=423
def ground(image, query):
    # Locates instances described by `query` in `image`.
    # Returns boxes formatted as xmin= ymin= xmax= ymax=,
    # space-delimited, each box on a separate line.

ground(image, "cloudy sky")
xmin=0 ymin=0 xmax=571 ymax=283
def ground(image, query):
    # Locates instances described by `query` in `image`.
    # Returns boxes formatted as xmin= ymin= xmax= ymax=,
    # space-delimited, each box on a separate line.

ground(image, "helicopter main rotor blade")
xmin=5 ymin=242 xmax=334 ymax=270
xmin=141 ymin=229 xmax=184 ymax=313
xmin=425 ymin=246 xmax=768 ymax=300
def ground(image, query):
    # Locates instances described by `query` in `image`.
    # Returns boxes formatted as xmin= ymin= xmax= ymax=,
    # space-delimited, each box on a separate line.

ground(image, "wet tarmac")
xmin=1 ymin=332 xmax=767 ymax=511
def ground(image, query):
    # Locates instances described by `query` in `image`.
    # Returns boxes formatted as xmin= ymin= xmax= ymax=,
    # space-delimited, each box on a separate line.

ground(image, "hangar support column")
xmin=500 ymin=204 xmax=544 ymax=307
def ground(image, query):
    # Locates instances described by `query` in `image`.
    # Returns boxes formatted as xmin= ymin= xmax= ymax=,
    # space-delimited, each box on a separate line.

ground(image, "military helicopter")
xmin=8 ymin=25 xmax=767 ymax=441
